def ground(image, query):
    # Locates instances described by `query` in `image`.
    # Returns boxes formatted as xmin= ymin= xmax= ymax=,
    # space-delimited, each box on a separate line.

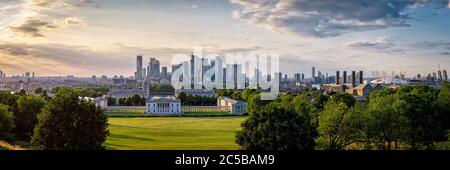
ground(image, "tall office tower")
xmin=295 ymin=73 xmax=301 ymax=82
xmin=161 ymin=67 xmax=168 ymax=80
xmin=318 ymin=71 xmax=322 ymax=78
xmin=312 ymin=67 xmax=316 ymax=78
xmin=359 ymin=71 xmax=364 ymax=84
xmin=136 ymin=55 xmax=143 ymax=80
xmin=143 ymin=68 xmax=147 ymax=80
xmin=301 ymin=73 xmax=305 ymax=81
xmin=149 ymin=58 xmax=160 ymax=77
xmin=223 ymin=68 xmax=227 ymax=88
xmin=343 ymin=71 xmax=347 ymax=84
xmin=438 ymin=70 xmax=443 ymax=80
xmin=352 ymin=71 xmax=356 ymax=87
xmin=443 ymin=70 xmax=448 ymax=81
xmin=433 ymin=72 xmax=437 ymax=80
xmin=336 ymin=71 xmax=340 ymax=85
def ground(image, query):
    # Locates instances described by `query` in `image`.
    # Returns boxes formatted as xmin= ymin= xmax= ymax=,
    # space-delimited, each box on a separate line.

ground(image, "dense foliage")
xmin=237 ymin=82 xmax=450 ymax=150
xmin=31 ymin=88 xmax=109 ymax=150
xmin=0 ymin=104 xmax=15 ymax=142
xmin=12 ymin=96 xmax=45 ymax=141
xmin=178 ymin=92 xmax=217 ymax=106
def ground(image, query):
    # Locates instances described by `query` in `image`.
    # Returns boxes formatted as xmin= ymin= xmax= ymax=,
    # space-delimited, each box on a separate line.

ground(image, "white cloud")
xmin=230 ymin=0 xmax=449 ymax=37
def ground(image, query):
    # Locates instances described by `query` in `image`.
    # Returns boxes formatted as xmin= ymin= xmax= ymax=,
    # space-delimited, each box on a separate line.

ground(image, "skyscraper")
xmin=343 ymin=71 xmax=347 ymax=84
xmin=136 ymin=55 xmax=143 ymax=80
xmin=359 ymin=71 xmax=364 ymax=84
xmin=352 ymin=71 xmax=356 ymax=87
xmin=438 ymin=70 xmax=443 ymax=80
xmin=148 ymin=58 xmax=160 ymax=79
xmin=443 ymin=70 xmax=448 ymax=81
xmin=161 ymin=67 xmax=168 ymax=80
xmin=336 ymin=71 xmax=340 ymax=85
xmin=312 ymin=67 xmax=316 ymax=78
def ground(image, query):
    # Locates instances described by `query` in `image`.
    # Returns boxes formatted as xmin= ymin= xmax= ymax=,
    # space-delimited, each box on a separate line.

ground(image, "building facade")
xmin=217 ymin=97 xmax=247 ymax=115
xmin=146 ymin=96 xmax=181 ymax=114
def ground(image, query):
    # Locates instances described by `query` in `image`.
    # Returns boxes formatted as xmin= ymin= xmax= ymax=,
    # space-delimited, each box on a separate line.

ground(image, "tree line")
xmin=107 ymin=94 xmax=146 ymax=106
xmin=177 ymin=92 xmax=217 ymax=106
xmin=0 ymin=87 xmax=109 ymax=150
xmin=236 ymin=82 xmax=450 ymax=150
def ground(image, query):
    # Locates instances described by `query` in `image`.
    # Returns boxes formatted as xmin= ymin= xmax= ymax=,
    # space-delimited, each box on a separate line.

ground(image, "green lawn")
xmin=105 ymin=112 xmax=145 ymax=117
xmin=105 ymin=117 xmax=246 ymax=150
xmin=0 ymin=146 xmax=6 ymax=150
xmin=182 ymin=112 xmax=231 ymax=116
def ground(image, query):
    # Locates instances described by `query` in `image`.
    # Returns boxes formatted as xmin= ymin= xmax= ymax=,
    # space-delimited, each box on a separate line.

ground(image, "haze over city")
xmin=1 ymin=0 xmax=450 ymax=77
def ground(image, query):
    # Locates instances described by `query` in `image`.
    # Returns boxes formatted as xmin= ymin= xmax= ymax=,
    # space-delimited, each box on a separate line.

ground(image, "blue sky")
xmin=0 ymin=0 xmax=449 ymax=77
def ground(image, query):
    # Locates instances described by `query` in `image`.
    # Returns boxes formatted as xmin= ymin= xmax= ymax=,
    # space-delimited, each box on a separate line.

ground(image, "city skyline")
xmin=1 ymin=0 xmax=450 ymax=77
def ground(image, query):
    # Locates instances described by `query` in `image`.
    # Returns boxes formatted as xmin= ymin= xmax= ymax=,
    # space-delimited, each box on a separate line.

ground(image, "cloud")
xmin=440 ymin=52 xmax=450 ymax=55
xmin=347 ymin=36 xmax=395 ymax=50
xmin=9 ymin=17 xmax=56 ymax=37
xmin=413 ymin=41 xmax=450 ymax=49
xmin=0 ymin=41 xmax=131 ymax=75
xmin=230 ymin=0 xmax=450 ymax=37
xmin=3 ymin=0 xmax=89 ymax=37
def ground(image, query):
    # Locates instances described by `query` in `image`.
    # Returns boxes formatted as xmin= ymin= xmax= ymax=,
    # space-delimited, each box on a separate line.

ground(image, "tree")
xmin=12 ymin=96 xmax=45 ymax=141
xmin=34 ymin=87 xmax=43 ymax=95
xmin=106 ymin=97 xmax=116 ymax=106
xmin=31 ymin=88 xmax=109 ymax=150
xmin=317 ymin=101 xmax=365 ymax=150
xmin=365 ymin=93 xmax=407 ymax=150
xmin=437 ymin=82 xmax=450 ymax=131
xmin=0 ymin=104 xmax=15 ymax=141
xmin=236 ymin=102 xmax=317 ymax=150
xmin=330 ymin=93 xmax=356 ymax=107
xmin=394 ymin=85 xmax=443 ymax=149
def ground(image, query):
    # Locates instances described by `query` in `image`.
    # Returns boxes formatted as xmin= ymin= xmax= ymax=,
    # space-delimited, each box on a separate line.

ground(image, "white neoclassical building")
xmin=217 ymin=97 xmax=247 ymax=115
xmin=146 ymin=96 xmax=181 ymax=115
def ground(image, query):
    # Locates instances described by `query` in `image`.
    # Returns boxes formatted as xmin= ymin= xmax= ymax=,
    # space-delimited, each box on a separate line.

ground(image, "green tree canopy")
xmin=31 ymin=88 xmax=109 ymax=150
xmin=0 ymin=104 xmax=15 ymax=141
xmin=236 ymin=101 xmax=317 ymax=150
xmin=12 ymin=96 xmax=45 ymax=141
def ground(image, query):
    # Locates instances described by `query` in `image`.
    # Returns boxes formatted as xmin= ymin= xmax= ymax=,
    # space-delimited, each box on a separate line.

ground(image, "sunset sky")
xmin=1 ymin=0 xmax=450 ymax=77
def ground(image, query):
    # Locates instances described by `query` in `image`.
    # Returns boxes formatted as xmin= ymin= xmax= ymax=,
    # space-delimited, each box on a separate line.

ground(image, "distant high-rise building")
xmin=161 ymin=67 xmax=168 ymax=80
xmin=359 ymin=71 xmax=364 ymax=84
xmin=433 ymin=72 xmax=437 ymax=80
xmin=136 ymin=55 xmax=143 ymax=80
xmin=336 ymin=71 xmax=340 ymax=85
xmin=438 ymin=70 xmax=443 ymax=80
xmin=294 ymin=73 xmax=301 ymax=82
xmin=148 ymin=58 xmax=160 ymax=80
xmin=312 ymin=67 xmax=316 ymax=78
xmin=443 ymin=70 xmax=448 ymax=81
xmin=301 ymin=73 xmax=305 ymax=81
xmin=143 ymin=68 xmax=147 ymax=80
xmin=343 ymin=71 xmax=347 ymax=84
xmin=352 ymin=71 xmax=356 ymax=87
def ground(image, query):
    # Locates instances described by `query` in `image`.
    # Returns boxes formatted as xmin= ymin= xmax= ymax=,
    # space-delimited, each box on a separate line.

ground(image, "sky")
xmin=0 ymin=0 xmax=450 ymax=77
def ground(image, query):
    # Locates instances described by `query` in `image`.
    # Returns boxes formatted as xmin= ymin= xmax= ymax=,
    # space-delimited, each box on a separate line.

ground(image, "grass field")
xmin=105 ymin=112 xmax=146 ymax=117
xmin=105 ymin=117 xmax=246 ymax=150
xmin=105 ymin=112 xmax=235 ymax=117
xmin=0 ymin=146 xmax=6 ymax=150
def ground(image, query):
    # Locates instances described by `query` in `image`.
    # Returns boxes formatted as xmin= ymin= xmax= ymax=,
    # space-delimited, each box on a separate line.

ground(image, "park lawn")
xmin=105 ymin=112 xmax=145 ymax=117
xmin=183 ymin=112 xmax=231 ymax=116
xmin=105 ymin=117 xmax=246 ymax=150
